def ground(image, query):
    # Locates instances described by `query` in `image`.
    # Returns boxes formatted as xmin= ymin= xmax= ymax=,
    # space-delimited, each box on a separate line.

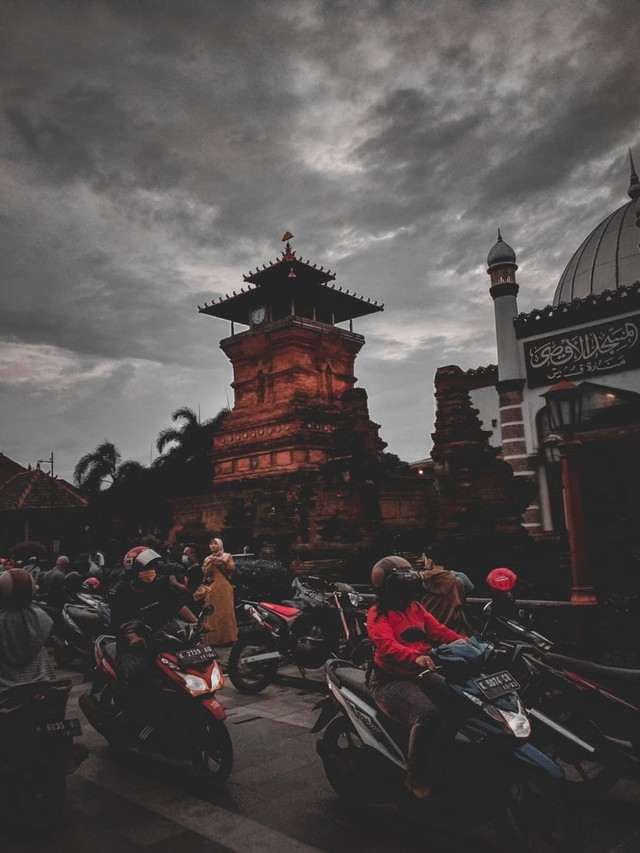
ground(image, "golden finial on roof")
xmin=281 ymin=231 xmax=296 ymax=260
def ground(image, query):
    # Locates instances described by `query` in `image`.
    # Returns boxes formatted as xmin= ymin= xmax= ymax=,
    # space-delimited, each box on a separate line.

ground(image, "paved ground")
xmin=3 ymin=654 xmax=640 ymax=853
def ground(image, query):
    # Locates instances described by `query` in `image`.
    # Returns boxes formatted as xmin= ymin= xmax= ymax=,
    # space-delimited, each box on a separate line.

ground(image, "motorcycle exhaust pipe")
xmin=243 ymin=604 xmax=265 ymax=627
xmin=527 ymin=707 xmax=596 ymax=754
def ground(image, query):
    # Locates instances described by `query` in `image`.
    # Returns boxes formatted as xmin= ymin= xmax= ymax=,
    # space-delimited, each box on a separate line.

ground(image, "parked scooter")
xmin=0 ymin=679 xmax=87 ymax=833
xmin=228 ymin=577 xmax=372 ymax=694
xmin=79 ymin=605 xmax=233 ymax=787
xmin=312 ymin=631 xmax=578 ymax=853
xmin=54 ymin=593 xmax=106 ymax=669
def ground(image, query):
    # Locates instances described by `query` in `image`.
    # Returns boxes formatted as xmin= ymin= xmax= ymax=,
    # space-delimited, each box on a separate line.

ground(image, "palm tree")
xmin=154 ymin=406 xmax=229 ymax=495
xmin=73 ymin=441 xmax=122 ymax=493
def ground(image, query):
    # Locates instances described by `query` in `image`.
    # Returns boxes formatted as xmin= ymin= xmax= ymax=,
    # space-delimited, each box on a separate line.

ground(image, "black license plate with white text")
xmin=43 ymin=718 xmax=82 ymax=736
xmin=176 ymin=644 xmax=216 ymax=667
xmin=474 ymin=671 xmax=520 ymax=700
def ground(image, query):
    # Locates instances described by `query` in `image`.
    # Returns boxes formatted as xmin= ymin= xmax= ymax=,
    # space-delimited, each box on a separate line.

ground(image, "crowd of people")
xmin=1 ymin=534 xmax=519 ymax=803
xmin=0 ymin=537 xmax=240 ymax=684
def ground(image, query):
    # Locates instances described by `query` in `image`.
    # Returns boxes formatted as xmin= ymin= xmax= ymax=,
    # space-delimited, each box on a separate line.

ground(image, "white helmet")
xmin=123 ymin=546 xmax=161 ymax=573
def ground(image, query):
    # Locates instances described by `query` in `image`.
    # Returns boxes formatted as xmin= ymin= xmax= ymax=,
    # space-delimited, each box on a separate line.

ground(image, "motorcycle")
xmin=228 ymin=576 xmax=372 ymax=694
xmin=79 ymin=604 xmax=233 ymax=787
xmin=0 ymin=679 xmax=87 ymax=833
xmin=482 ymin=600 xmax=640 ymax=793
xmin=312 ymin=630 xmax=578 ymax=853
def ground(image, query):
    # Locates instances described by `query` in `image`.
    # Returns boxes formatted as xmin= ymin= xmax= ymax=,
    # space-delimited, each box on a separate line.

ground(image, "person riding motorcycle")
xmin=0 ymin=568 xmax=55 ymax=687
xmin=366 ymin=556 xmax=464 ymax=802
xmin=108 ymin=547 xmax=197 ymax=743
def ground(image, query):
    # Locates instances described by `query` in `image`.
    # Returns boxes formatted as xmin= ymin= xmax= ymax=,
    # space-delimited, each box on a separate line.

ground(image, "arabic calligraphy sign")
xmin=524 ymin=314 xmax=640 ymax=388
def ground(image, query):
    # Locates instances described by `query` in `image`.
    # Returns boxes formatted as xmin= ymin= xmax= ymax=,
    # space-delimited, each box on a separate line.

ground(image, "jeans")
xmin=369 ymin=666 xmax=458 ymax=786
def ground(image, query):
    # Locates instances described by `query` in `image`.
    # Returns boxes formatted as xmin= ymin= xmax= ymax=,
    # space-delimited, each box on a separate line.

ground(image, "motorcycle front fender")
xmin=310 ymin=697 xmax=339 ymax=734
xmin=509 ymin=741 xmax=564 ymax=781
xmin=200 ymin=695 xmax=227 ymax=721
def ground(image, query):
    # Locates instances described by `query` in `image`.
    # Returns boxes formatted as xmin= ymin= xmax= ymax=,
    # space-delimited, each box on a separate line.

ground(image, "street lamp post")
xmin=541 ymin=381 xmax=596 ymax=653
xmin=37 ymin=452 xmax=56 ymax=556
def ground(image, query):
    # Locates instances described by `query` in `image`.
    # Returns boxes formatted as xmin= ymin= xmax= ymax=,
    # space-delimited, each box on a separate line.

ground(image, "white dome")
xmin=554 ymin=201 xmax=640 ymax=305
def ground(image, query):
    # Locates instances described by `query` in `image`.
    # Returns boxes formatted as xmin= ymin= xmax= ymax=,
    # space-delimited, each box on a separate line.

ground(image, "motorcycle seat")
xmin=328 ymin=662 xmax=373 ymax=703
xmin=66 ymin=604 xmax=102 ymax=623
xmin=545 ymin=652 xmax=640 ymax=708
xmin=260 ymin=603 xmax=300 ymax=619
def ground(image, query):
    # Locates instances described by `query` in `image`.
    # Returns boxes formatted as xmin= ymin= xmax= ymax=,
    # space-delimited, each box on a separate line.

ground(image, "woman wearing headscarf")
xmin=193 ymin=538 xmax=238 ymax=646
xmin=0 ymin=569 xmax=55 ymax=687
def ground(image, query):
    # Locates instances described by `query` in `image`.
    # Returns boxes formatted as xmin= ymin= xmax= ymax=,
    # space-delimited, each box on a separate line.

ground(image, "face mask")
xmin=182 ymin=555 xmax=189 ymax=565
xmin=137 ymin=569 xmax=157 ymax=584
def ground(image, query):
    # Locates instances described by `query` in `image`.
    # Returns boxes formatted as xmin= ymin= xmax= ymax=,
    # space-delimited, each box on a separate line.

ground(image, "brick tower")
xmin=175 ymin=234 xmax=388 ymax=560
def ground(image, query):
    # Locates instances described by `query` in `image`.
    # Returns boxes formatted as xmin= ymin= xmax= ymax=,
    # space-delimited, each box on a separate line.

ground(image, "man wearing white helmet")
xmin=110 ymin=546 xmax=196 ymax=645
xmin=108 ymin=546 xmax=197 ymax=742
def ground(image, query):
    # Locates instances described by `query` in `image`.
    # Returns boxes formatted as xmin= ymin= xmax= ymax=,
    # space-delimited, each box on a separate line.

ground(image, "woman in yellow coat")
xmin=194 ymin=538 xmax=238 ymax=646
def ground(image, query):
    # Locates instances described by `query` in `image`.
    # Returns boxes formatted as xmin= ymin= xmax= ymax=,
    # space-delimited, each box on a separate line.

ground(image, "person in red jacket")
xmin=367 ymin=555 xmax=464 ymax=801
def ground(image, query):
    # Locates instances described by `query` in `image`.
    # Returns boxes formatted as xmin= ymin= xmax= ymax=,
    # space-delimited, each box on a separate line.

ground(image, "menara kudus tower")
xmin=170 ymin=234 xmax=422 ymax=565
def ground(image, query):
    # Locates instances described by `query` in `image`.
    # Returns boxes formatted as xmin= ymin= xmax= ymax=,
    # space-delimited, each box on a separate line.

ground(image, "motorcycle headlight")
xmin=483 ymin=704 xmax=530 ymax=738
xmin=210 ymin=666 xmax=222 ymax=689
xmin=482 ymin=701 xmax=530 ymax=738
xmin=499 ymin=709 xmax=531 ymax=738
xmin=348 ymin=592 xmax=359 ymax=607
xmin=177 ymin=673 xmax=209 ymax=693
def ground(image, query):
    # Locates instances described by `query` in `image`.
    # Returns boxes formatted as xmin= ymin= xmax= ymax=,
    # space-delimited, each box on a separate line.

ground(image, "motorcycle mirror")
xmin=518 ymin=608 xmax=534 ymax=628
xmin=400 ymin=627 xmax=428 ymax=643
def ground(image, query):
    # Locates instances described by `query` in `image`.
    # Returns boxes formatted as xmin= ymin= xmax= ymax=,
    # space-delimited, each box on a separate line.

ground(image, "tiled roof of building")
xmin=0 ymin=468 xmax=88 ymax=512
xmin=0 ymin=453 xmax=27 ymax=488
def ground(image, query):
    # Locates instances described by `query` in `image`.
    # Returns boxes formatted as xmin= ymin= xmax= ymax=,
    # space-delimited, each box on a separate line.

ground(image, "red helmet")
xmin=486 ymin=568 xmax=517 ymax=592
xmin=123 ymin=546 xmax=161 ymax=573
xmin=83 ymin=577 xmax=101 ymax=591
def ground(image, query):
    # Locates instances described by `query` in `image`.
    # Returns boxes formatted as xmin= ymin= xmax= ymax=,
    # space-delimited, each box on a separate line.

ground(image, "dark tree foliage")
xmin=153 ymin=406 xmax=229 ymax=496
xmin=72 ymin=406 xmax=229 ymax=549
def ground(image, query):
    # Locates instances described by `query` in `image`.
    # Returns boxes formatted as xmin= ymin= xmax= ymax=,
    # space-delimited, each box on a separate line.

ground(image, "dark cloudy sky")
xmin=2 ymin=0 xmax=639 ymax=481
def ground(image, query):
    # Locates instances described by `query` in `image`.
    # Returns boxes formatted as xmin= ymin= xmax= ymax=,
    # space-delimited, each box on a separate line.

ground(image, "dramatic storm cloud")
xmin=1 ymin=0 xmax=639 ymax=479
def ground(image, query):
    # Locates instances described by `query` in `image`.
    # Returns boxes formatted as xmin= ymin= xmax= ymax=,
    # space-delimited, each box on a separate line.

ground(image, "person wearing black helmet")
xmin=367 ymin=555 xmax=464 ymax=801
xmin=0 ymin=568 xmax=55 ymax=687
xmin=108 ymin=546 xmax=197 ymax=743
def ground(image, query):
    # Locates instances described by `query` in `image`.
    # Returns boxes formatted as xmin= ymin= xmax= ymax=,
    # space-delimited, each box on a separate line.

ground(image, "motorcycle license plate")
xmin=43 ymin=718 xmax=82 ymax=736
xmin=474 ymin=671 xmax=520 ymax=700
xmin=176 ymin=644 xmax=216 ymax=667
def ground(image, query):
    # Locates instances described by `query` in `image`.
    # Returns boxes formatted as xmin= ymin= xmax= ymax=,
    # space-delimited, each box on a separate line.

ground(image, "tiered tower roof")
xmin=199 ymin=234 xmax=383 ymax=325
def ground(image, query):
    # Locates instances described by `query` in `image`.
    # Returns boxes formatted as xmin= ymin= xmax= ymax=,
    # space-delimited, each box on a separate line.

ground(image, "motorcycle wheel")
xmin=191 ymin=713 xmax=233 ymax=788
xmin=319 ymin=717 xmax=376 ymax=809
xmin=14 ymin=770 xmax=66 ymax=833
xmin=492 ymin=769 xmax=580 ymax=853
xmin=227 ymin=631 xmax=279 ymax=694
